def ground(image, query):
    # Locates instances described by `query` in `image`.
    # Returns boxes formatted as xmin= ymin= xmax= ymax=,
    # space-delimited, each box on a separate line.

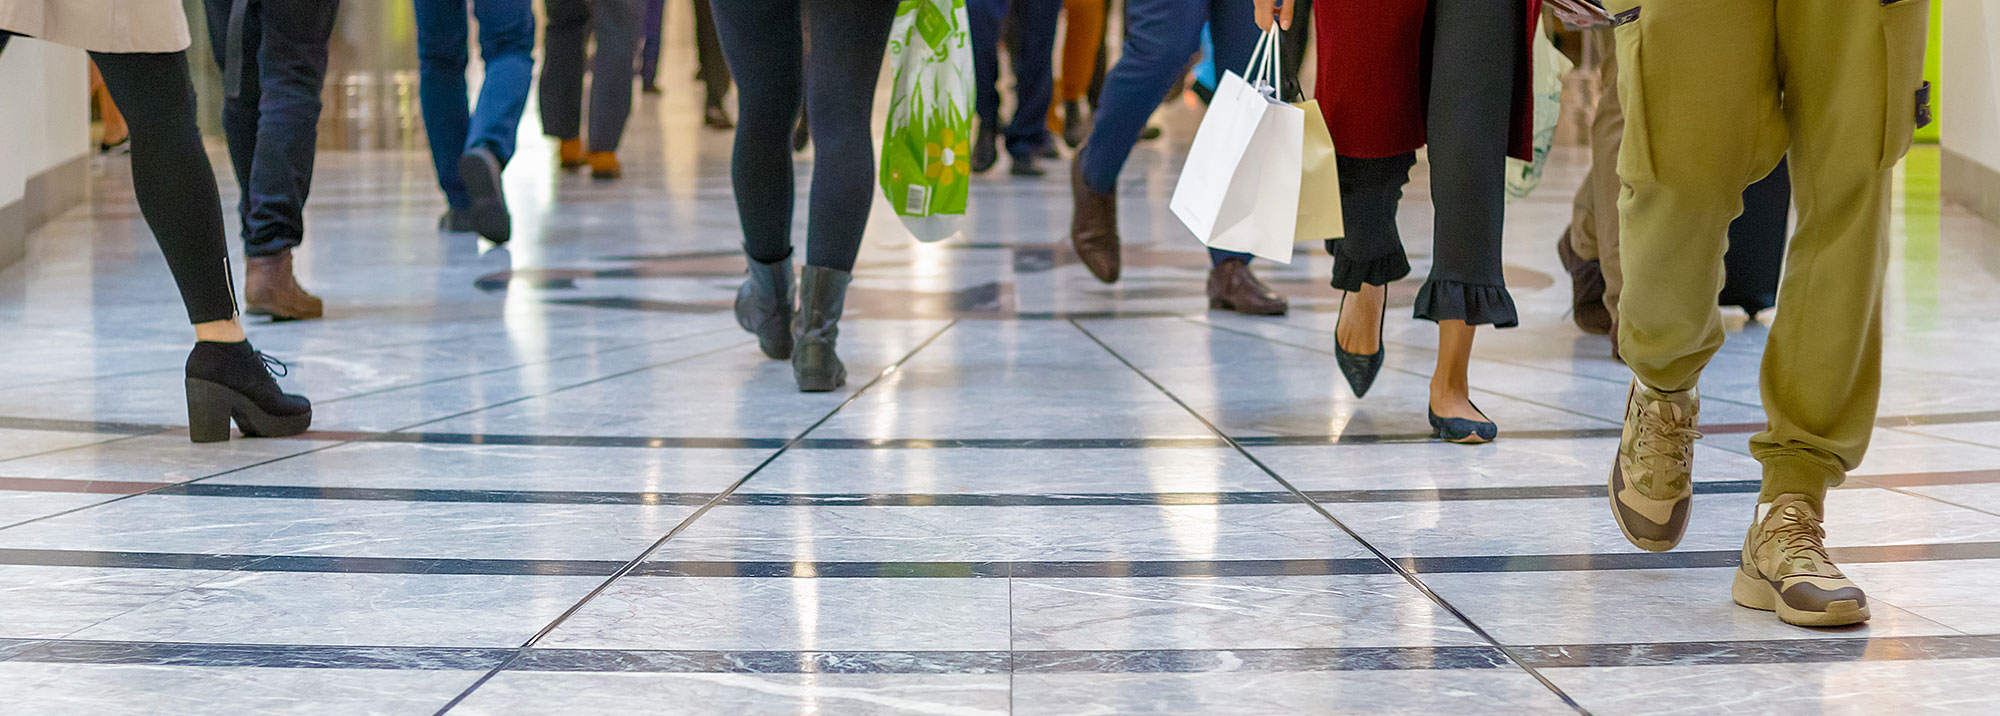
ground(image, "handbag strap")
xmin=1243 ymin=26 xmax=1282 ymax=92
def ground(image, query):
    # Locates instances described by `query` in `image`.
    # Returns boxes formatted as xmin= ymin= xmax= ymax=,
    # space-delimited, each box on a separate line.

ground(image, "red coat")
xmin=1312 ymin=0 xmax=1543 ymax=161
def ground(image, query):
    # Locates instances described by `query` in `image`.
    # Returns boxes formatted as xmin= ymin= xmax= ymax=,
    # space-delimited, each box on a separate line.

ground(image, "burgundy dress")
xmin=1312 ymin=0 xmax=1543 ymax=161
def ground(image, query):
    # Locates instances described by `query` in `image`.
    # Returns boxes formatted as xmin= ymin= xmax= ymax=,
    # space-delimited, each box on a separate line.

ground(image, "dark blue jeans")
xmin=1083 ymin=0 xmax=1257 ymax=266
xmin=202 ymin=0 xmax=340 ymax=257
xmin=415 ymin=0 xmax=535 ymax=209
xmin=970 ymin=0 xmax=1061 ymax=157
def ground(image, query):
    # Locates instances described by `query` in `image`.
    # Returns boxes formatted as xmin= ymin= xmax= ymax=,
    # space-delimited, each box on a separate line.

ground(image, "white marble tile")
xmin=1250 ymin=437 xmax=1762 ymax=492
xmin=650 ymin=504 xmax=1371 ymax=563
xmin=0 ymin=436 xmax=336 ymax=484
xmin=0 ymin=490 xmax=117 ymax=526
xmin=1419 ymin=567 xmax=1960 ymax=646
xmin=1011 ymin=575 xmax=1485 ymax=651
xmin=0 ymin=428 xmax=127 ymax=462
xmin=1546 ymin=658 xmax=2000 ymax=716
xmin=1012 ymin=670 xmax=1574 ymax=715
xmin=740 ymin=447 xmax=1279 ymax=495
xmin=0 ymin=566 xmax=228 ymax=639
xmin=200 ymin=441 xmax=769 ymax=493
xmin=67 ymin=572 xmax=600 ymax=646
xmin=0 ymin=662 xmax=481 ymax=716
xmin=539 ymin=577 xmax=1010 ymax=651
xmin=455 ymin=672 xmax=1011 ymax=716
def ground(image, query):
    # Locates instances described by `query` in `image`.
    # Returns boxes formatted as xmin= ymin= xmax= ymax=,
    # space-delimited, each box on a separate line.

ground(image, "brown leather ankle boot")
xmin=1069 ymin=147 xmax=1121 ymax=283
xmin=245 ymin=251 xmax=323 ymax=321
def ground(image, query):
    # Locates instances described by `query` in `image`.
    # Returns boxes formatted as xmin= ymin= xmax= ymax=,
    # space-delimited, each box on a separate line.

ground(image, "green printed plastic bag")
xmin=881 ymin=0 xmax=973 ymax=242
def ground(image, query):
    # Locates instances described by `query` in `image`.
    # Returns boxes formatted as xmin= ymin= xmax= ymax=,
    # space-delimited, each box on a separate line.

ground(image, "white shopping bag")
xmin=1170 ymin=27 xmax=1305 ymax=263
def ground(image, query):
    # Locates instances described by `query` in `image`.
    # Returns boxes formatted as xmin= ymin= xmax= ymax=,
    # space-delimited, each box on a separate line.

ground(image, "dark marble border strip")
xmin=8 ymin=541 xmax=1998 ymax=577
xmin=6 ymin=635 xmax=1998 ymax=673
xmin=6 ymin=409 xmax=1997 ymax=449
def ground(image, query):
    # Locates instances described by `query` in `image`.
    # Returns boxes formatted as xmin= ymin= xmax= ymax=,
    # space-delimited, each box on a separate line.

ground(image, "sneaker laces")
xmin=1769 ymin=504 xmax=1834 ymax=573
xmin=1632 ymin=401 xmax=1701 ymax=490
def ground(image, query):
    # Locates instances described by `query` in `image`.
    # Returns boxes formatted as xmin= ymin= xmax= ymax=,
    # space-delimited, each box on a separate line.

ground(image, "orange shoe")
xmin=588 ymin=151 xmax=621 ymax=180
xmin=558 ymin=138 xmax=585 ymax=171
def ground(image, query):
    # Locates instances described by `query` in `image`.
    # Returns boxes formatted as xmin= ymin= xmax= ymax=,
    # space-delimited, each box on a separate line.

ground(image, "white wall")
xmin=0 ymin=38 xmax=91 ymax=208
xmin=1942 ymin=1 xmax=2000 ymax=174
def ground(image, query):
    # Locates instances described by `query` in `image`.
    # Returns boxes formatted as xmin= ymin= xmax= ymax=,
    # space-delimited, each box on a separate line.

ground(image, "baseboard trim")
xmin=0 ymin=153 xmax=91 ymax=273
xmin=1943 ymin=146 xmax=2000 ymax=228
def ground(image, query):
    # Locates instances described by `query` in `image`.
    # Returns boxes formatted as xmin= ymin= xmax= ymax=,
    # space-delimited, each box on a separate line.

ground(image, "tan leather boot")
xmin=1069 ymin=148 xmax=1120 ymax=283
xmin=558 ymin=138 xmax=585 ymax=171
xmin=245 ymin=252 xmax=323 ymax=321
xmin=589 ymin=151 xmax=622 ymax=180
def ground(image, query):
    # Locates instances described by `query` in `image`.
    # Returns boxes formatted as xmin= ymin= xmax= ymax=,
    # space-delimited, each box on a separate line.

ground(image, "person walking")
xmin=1067 ymin=0 xmax=1289 ymax=317
xmin=969 ymin=0 xmax=1062 ymax=176
xmin=415 ymin=0 xmax=534 ymax=244
xmin=1050 ymin=0 xmax=1106 ymax=149
xmin=1 ymin=0 xmax=312 ymax=442
xmin=541 ymin=0 xmax=642 ymax=180
xmin=1604 ymin=0 xmax=1931 ymax=628
xmin=1313 ymin=0 xmax=1540 ymax=444
xmin=639 ymin=0 xmax=735 ymax=129
xmin=713 ymin=0 xmax=898 ymax=392
xmin=199 ymin=0 xmax=341 ymax=321
xmin=87 ymin=61 xmax=129 ymax=152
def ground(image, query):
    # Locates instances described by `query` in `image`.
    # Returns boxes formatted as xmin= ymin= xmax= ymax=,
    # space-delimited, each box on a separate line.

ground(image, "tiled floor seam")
xmin=1069 ymin=318 xmax=1595 ymax=715
xmin=426 ymin=320 xmax=960 ymax=715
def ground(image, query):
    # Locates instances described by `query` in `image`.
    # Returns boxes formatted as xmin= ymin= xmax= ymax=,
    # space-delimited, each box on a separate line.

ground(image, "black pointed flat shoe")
xmin=1335 ymin=291 xmax=1387 ymax=398
xmin=1429 ymin=403 xmax=1497 ymax=444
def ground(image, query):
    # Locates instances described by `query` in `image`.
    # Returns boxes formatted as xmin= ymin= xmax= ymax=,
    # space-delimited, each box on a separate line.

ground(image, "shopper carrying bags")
xmin=0 ymin=0 xmax=312 ymax=443
xmin=713 ymin=0 xmax=900 ymax=392
xmin=1313 ymin=0 xmax=1541 ymax=444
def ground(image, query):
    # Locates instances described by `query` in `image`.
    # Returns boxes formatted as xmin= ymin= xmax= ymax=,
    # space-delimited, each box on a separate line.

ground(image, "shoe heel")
xmin=185 ymin=378 xmax=236 ymax=444
xmin=1731 ymin=569 xmax=1776 ymax=612
xmin=1209 ymin=298 xmax=1231 ymax=311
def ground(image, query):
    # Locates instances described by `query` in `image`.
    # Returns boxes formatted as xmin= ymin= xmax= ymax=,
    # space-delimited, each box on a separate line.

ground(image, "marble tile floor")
xmin=4 ymin=67 xmax=2000 ymax=716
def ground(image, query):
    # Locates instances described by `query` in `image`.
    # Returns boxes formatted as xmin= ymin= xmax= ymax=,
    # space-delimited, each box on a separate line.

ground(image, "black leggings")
xmin=90 ymin=51 xmax=239 ymax=325
xmin=710 ymin=0 xmax=898 ymax=273
xmin=1326 ymin=0 xmax=1520 ymax=328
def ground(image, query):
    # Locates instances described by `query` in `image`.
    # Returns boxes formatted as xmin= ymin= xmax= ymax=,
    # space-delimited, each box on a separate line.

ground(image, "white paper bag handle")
xmin=1241 ymin=26 xmax=1282 ymax=93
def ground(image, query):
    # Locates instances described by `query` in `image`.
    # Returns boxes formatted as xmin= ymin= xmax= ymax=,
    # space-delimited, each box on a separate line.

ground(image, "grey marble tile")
xmin=1850 ymin=428 xmax=2000 ymax=477
xmin=0 ymin=566 xmax=228 ymax=639
xmin=1011 ymin=670 xmax=1575 ymax=715
xmin=1544 ymin=658 xmax=2000 ymax=716
xmin=0 ymin=662 xmax=481 ymax=716
xmin=1419 ymin=567 xmax=1961 ymax=646
xmin=539 ymin=577 xmax=1010 ymax=651
xmin=649 ymin=504 xmax=1370 ymax=563
xmin=67 ymin=572 xmax=600 ymax=646
xmin=1903 ymin=421 xmax=2000 ymax=450
xmin=455 ymin=672 xmax=1011 ymax=716
xmin=1842 ymin=558 xmax=2000 ymax=634
xmin=1011 ymin=575 xmax=1485 ymax=651
xmin=0 ymin=493 xmax=698 ymax=560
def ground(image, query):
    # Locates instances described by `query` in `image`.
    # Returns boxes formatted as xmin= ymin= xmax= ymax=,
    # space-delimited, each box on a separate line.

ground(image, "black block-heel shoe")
xmin=1335 ymin=291 xmax=1387 ymax=398
xmin=185 ymin=341 xmax=312 ymax=443
xmin=1429 ymin=403 xmax=1497 ymax=444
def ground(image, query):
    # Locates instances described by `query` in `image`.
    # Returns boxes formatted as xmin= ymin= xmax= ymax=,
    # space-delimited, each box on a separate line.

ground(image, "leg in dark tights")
xmin=711 ymin=0 xmax=898 ymax=272
xmin=88 ymin=52 xmax=238 ymax=325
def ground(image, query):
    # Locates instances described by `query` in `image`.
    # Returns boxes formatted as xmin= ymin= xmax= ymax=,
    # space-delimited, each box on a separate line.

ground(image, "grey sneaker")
xmin=1609 ymin=379 xmax=1701 ymax=551
xmin=1732 ymin=495 xmax=1870 ymax=627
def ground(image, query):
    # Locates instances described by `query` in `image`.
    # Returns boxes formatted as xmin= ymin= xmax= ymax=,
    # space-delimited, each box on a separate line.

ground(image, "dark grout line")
xmin=1071 ymin=318 xmax=1594 ymax=716
xmin=429 ymin=320 xmax=960 ymax=715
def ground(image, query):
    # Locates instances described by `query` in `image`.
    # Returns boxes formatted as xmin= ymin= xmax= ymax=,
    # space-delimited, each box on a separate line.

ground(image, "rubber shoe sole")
xmin=1731 ymin=570 xmax=1871 ymax=627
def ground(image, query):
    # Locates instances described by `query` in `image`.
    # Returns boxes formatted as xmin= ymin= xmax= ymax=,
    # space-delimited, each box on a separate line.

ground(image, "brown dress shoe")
xmin=1207 ymin=258 xmax=1288 ymax=316
xmin=1069 ymin=150 xmax=1121 ymax=283
xmin=1557 ymin=229 xmax=1612 ymax=334
xmin=245 ymin=251 xmax=323 ymax=321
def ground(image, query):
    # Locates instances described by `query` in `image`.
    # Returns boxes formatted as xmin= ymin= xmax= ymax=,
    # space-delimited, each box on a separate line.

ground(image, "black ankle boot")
xmin=735 ymin=254 xmax=795 ymax=360
xmin=793 ymin=266 xmax=851 ymax=393
xmin=972 ymin=124 xmax=998 ymax=174
xmin=184 ymin=341 xmax=312 ymax=443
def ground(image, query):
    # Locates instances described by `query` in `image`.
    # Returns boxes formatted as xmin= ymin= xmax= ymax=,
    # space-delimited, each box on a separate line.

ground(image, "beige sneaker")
xmin=1732 ymin=495 xmax=1870 ymax=627
xmin=1609 ymin=379 xmax=1701 ymax=551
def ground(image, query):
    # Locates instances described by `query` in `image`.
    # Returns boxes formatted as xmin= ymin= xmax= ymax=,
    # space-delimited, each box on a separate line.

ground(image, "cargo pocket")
xmin=1879 ymin=0 xmax=1929 ymax=170
xmin=1609 ymin=5 xmax=1657 ymax=184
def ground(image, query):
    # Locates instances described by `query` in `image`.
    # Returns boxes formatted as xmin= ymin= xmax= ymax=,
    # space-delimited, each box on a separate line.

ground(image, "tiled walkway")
xmin=3 ymin=76 xmax=2000 ymax=714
